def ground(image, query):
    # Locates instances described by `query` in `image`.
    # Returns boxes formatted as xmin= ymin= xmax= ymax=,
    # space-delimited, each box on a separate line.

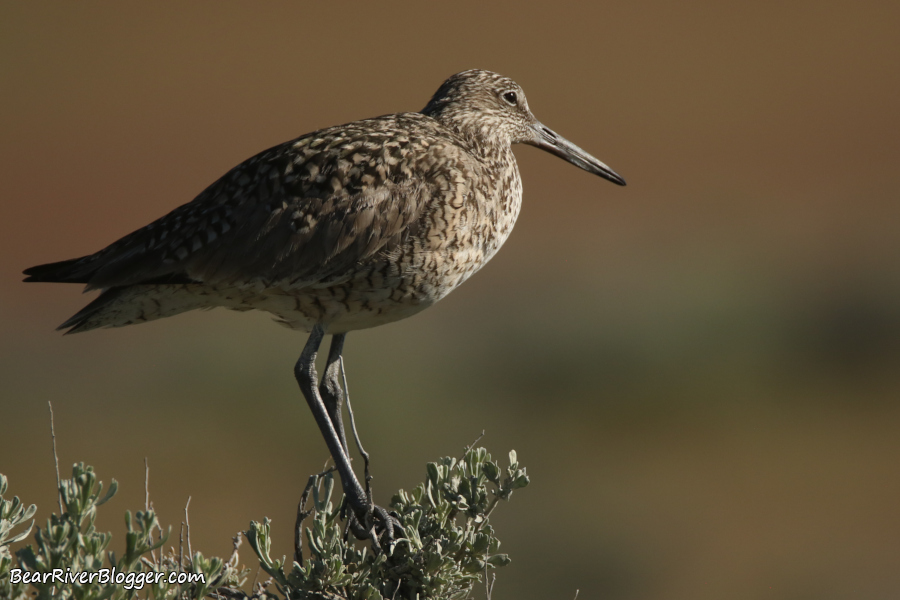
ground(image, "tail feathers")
xmin=25 ymin=256 xmax=198 ymax=288
xmin=23 ymin=257 xmax=96 ymax=283
xmin=58 ymin=288 xmax=126 ymax=334
xmin=58 ymin=284 xmax=218 ymax=334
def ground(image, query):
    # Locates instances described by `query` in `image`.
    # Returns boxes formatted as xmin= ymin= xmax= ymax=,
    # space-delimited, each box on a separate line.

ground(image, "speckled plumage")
xmin=25 ymin=70 xmax=626 ymax=530
xmin=25 ymin=70 xmax=624 ymax=335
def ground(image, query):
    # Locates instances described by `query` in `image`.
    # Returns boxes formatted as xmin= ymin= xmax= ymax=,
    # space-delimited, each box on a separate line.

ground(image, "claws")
xmin=342 ymin=498 xmax=403 ymax=551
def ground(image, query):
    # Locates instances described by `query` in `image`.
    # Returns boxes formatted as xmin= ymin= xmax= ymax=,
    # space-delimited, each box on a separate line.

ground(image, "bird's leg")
xmin=295 ymin=326 xmax=401 ymax=546
xmin=294 ymin=326 xmax=368 ymax=517
xmin=319 ymin=333 xmax=350 ymax=457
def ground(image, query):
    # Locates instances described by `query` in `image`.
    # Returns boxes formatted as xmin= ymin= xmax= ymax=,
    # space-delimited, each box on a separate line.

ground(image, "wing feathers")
xmin=24 ymin=114 xmax=454 ymax=293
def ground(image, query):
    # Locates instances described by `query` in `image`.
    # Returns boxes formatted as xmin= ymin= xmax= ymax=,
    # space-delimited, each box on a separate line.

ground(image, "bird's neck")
xmin=426 ymin=109 xmax=512 ymax=164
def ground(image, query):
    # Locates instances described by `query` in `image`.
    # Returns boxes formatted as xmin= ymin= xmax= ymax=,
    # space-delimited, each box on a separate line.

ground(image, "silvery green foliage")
xmin=0 ymin=464 xmax=248 ymax=600
xmin=245 ymin=447 xmax=529 ymax=600
xmin=1 ymin=447 xmax=526 ymax=600
xmin=1 ymin=473 xmax=37 ymax=600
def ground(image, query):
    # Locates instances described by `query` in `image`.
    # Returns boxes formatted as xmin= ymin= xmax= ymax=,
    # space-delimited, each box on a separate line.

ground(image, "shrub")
xmin=0 ymin=447 xmax=527 ymax=600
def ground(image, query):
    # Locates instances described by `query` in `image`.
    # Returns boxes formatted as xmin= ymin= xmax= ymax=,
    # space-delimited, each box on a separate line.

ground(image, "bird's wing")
xmin=45 ymin=116 xmax=465 ymax=291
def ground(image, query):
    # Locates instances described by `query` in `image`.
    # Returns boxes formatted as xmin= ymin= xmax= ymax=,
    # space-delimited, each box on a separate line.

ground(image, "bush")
xmin=0 ymin=447 xmax=527 ymax=600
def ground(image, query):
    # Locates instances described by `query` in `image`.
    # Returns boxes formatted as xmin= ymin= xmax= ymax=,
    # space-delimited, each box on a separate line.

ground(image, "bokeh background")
xmin=3 ymin=2 xmax=900 ymax=598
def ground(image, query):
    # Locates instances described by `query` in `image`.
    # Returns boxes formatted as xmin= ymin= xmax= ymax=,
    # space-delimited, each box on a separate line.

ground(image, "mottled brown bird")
xmin=24 ymin=69 xmax=625 ymax=537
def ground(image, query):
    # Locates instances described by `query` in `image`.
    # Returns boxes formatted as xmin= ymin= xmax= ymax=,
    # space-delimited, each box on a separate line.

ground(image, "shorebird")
xmin=24 ymin=69 xmax=625 ymax=540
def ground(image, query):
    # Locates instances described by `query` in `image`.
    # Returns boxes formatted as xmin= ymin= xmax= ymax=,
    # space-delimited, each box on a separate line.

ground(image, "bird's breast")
xmin=228 ymin=143 xmax=524 ymax=333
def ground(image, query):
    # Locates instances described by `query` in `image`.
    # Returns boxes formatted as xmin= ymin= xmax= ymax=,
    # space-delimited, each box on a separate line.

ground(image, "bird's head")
xmin=423 ymin=69 xmax=625 ymax=186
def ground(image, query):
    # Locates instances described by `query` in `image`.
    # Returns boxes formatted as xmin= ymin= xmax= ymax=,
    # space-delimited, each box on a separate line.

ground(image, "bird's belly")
xmin=250 ymin=283 xmax=436 ymax=333
xmin=220 ymin=197 xmax=520 ymax=334
xmin=236 ymin=258 xmax=477 ymax=333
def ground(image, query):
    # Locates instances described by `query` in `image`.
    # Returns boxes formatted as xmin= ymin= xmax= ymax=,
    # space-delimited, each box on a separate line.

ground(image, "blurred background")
xmin=2 ymin=2 xmax=899 ymax=598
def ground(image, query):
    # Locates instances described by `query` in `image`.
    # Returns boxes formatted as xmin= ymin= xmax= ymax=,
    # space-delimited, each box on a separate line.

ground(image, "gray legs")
xmin=294 ymin=326 xmax=367 ymax=514
xmin=319 ymin=333 xmax=350 ymax=457
xmin=294 ymin=325 xmax=400 ymax=544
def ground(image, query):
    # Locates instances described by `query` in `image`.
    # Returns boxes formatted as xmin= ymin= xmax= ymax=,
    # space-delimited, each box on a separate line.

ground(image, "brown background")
xmin=2 ymin=2 xmax=900 ymax=599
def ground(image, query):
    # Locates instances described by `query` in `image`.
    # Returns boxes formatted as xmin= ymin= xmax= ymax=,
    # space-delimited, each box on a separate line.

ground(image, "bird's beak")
xmin=529 ymin=122 xmax=626 ymax=186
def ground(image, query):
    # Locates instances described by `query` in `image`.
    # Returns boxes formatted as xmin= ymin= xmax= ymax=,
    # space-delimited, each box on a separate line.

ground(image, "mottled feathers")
xmin=24 ymin=70 xmax=623 ymax=334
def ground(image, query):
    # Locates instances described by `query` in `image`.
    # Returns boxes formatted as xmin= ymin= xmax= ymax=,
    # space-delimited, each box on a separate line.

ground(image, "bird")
xmin=23 ymin=69 xmax=625 ymax=539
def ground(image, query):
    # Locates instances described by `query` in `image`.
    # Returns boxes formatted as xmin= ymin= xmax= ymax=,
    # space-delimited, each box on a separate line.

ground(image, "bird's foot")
xmin=344 ymin=498 xmax=403 ymax=551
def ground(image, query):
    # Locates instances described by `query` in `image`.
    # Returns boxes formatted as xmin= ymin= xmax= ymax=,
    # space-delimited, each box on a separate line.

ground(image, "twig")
xmin=184 ymin=496 xmax=193 ymax=567
xmin=464 ymin=430 xmax=486 ymax=454
xmin=259 ymin=577 xmax=275 ymax=597
xmin=294 ymin=468 xmax=334 ymax=565
xmin=212 ymin=587 xmax=249 ymax=600
xmin=145 ymin=458 xmax=159 ymax=565
xmin=340 ymin=356 xmax=372 ymax=504
xmin=485 ymin=570 xmax=496 ymax=600
xmin=47 ymin=401 xmax=63 ymax=514
xmin=475 ymin=495 xmax=503 ymax=533
xmin=227 ymin=533 xmax=243 ymax=569
xmin=573 ymin=590 xmax=579 ymax=600
xmin=250 ymin=566 xmax=260 ymax=593
xmin=151 ymin=500 xmax=165 ymax=538
xmin=179 ymin=522 xmax=185 ymax=570
xmin=341 ymin=357 xmax=391 ymax=549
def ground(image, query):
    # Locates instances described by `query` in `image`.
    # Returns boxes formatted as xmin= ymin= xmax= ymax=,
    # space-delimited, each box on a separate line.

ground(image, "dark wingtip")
xmin=22 ymin=265 xmax=44 ymax=282
xmin=23 ymin=258 xmax=91 ymax=283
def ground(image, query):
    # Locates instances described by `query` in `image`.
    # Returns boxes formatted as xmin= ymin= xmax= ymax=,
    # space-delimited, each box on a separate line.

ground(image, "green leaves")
xmin=244 ymin=447 xmax=529 ymax=600
xmin=1 ymin=474 xmax=38 ymax=600
xmin=59 ymin=463 xmax=117 ymax=528
xmin=120 ymin=509 xmax=170 ymax=573
xmin=0 ymin=474 xmax=37 ymax=549
xmin=2 ymin=446 xmax=528 ymax=600
xmin=246 ymin=517 xmax=291 ymax=593
xmin=1 ymin=466 xmax=247 ymax=600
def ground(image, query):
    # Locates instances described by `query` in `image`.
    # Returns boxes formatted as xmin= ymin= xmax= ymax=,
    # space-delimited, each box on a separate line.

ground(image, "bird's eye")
xmin=503 ymin=91 xmax=518 ymax=105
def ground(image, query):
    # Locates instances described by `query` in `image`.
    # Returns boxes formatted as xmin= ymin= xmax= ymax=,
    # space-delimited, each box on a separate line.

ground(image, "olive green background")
xmin=2 ymin=2 xmax=900 ymax=598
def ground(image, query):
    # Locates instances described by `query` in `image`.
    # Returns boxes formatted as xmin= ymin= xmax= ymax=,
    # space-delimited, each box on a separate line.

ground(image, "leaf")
xmin=6 ymin=519 xmax=34 ymax=545
xmin=487 ymin=553 xmax=511 ymax=567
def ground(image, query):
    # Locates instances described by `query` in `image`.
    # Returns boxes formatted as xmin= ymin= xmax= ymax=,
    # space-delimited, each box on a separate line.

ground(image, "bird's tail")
xmin=55 ymin=284 xmax=219 ymax=334
xmin=57 ymin=288 xmax=127 ymax=334
xmin=25 ymin=255 xmax=211 ymax=334
xmin=23 ymin=256 xmax=97 ymax=284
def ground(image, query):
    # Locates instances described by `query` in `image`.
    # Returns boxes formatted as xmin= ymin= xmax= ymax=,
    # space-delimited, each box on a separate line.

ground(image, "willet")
xmin=24 ymin=69 xmax=625 ymax=540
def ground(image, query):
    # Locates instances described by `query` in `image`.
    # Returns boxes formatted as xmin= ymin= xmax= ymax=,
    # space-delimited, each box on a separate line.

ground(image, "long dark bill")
xmin=530 ymin=122 xmax=626 ymax=186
